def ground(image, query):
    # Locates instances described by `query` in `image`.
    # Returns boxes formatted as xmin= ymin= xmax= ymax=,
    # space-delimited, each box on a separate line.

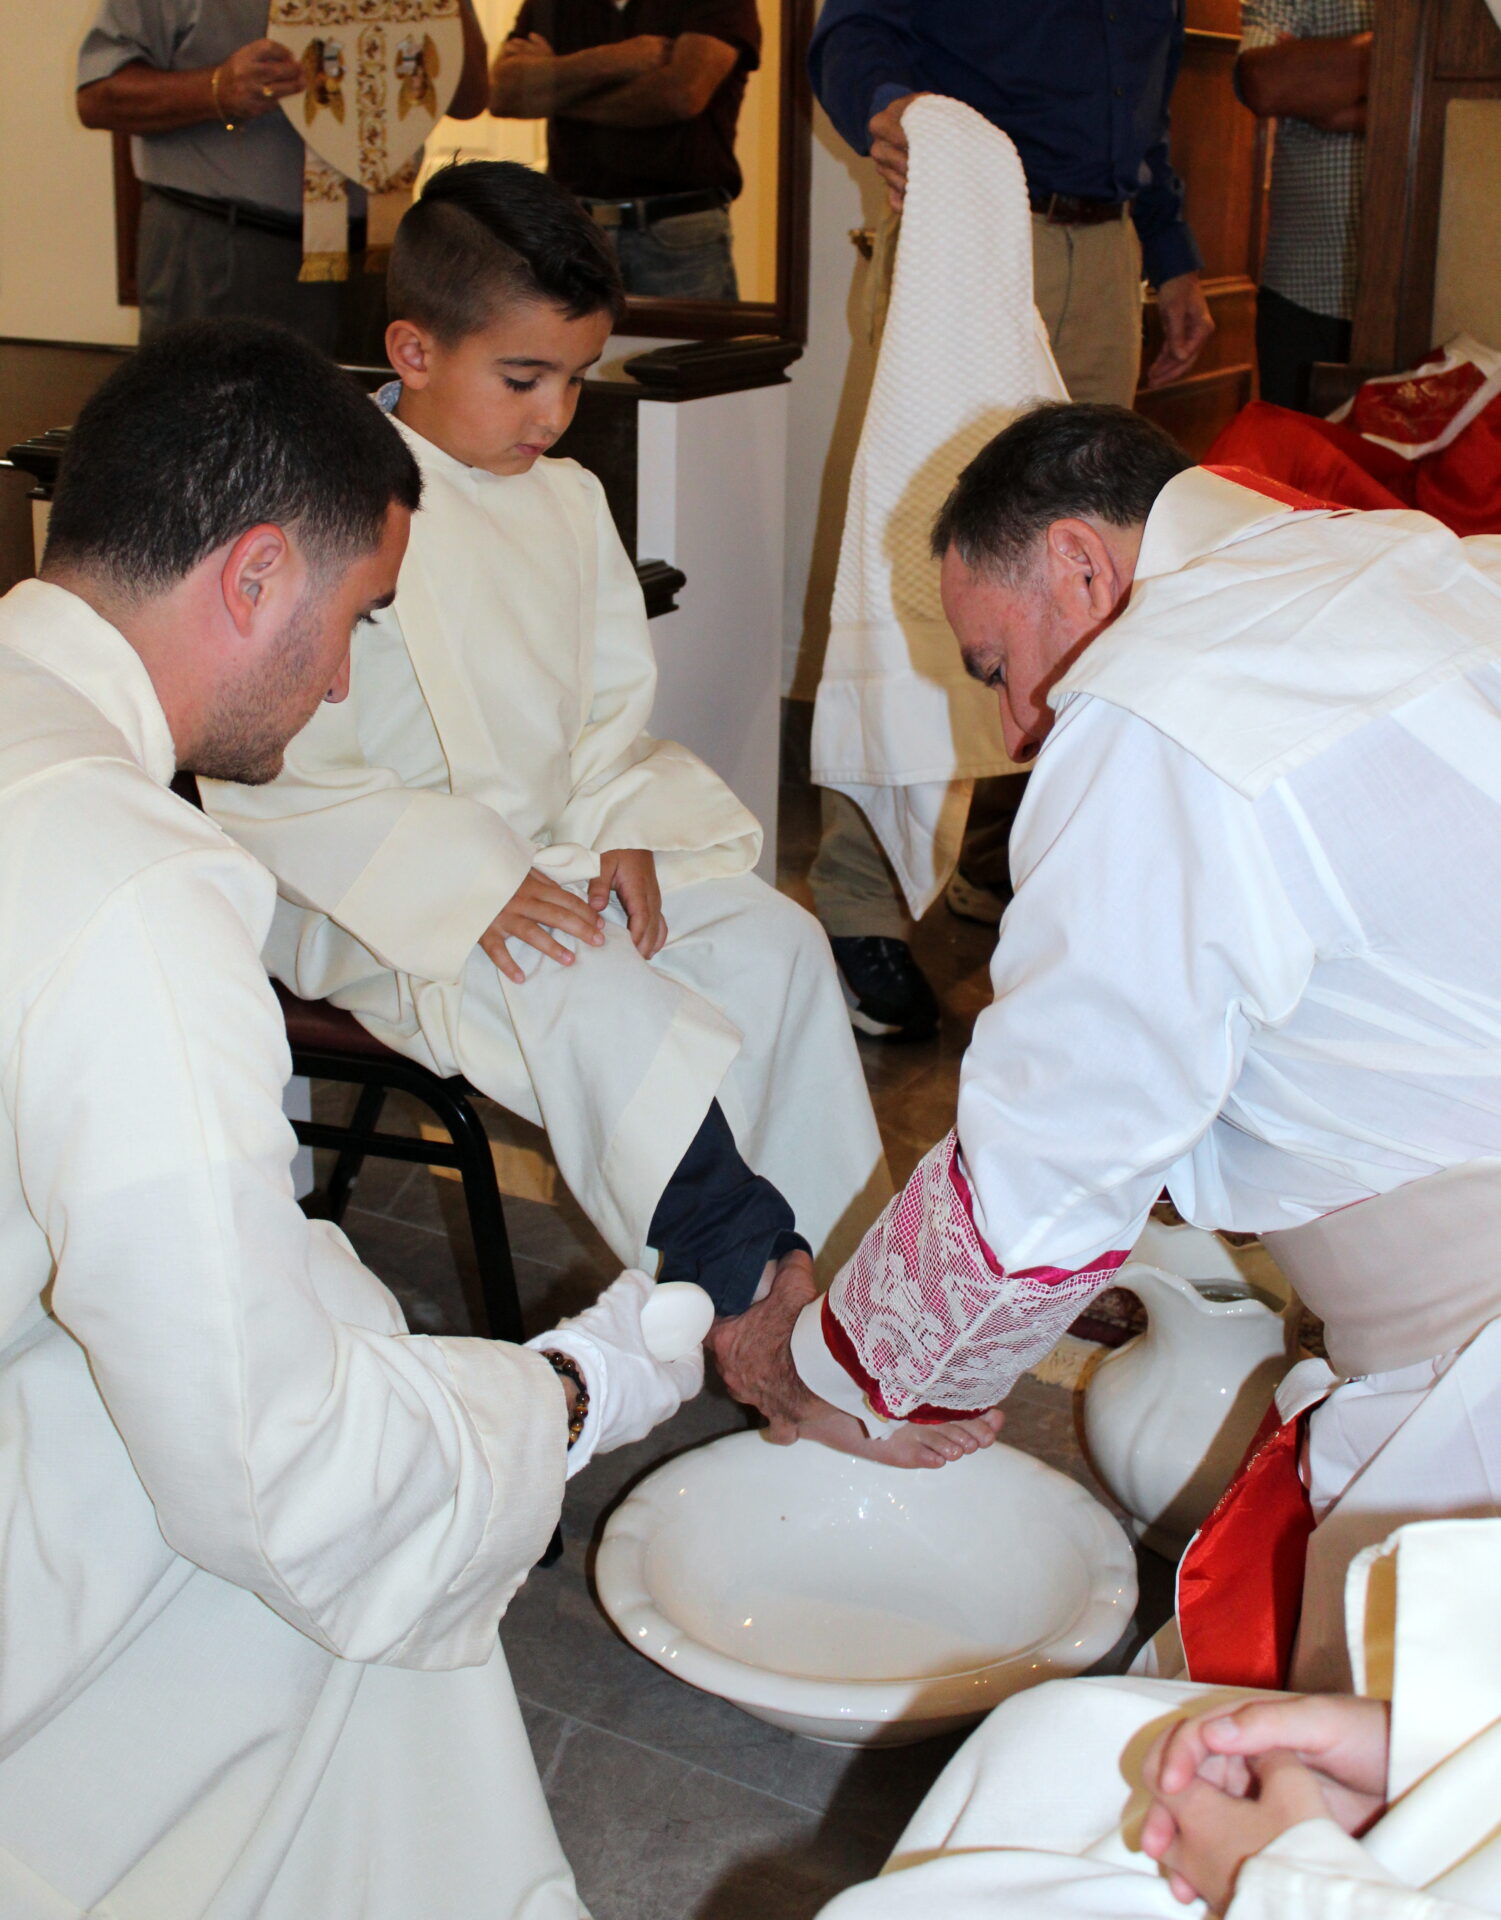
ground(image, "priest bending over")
xmin=204 ymin=163 xmax=913 ymax=1442
xmin=715 ymin=401 xmax=1501 ymax=1688
xmin=0 ymin=320 xmax=703 ymax=1917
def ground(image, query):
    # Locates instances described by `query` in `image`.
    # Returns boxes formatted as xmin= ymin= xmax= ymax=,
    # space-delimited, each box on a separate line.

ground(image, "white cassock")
xmin=792 ymin=468 xmax=1501 ymax=1668
xmin=205 ymin=417 xmax=888 ymax=1273
xmin=0 ymin=580 xmax=584 ymax=1919
xmin=816 ymin=1516 xmax=1501 ymax=1919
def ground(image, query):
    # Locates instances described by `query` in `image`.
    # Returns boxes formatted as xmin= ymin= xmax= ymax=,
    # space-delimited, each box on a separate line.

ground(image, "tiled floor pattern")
xmin=317 ymin=707 xmax=1177 ymax=1919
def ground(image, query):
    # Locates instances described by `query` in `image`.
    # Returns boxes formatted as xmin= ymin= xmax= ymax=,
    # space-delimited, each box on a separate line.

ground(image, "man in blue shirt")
xmin=810 ymin=0 xmax=1212 ymax=403
xmin=805 ymin=0 xmax=1213 ymax=1041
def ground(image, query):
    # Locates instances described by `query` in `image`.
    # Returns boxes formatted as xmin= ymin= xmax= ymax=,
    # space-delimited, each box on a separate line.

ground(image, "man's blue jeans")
xmin=611 ymin=206 xmax=738 ymax=301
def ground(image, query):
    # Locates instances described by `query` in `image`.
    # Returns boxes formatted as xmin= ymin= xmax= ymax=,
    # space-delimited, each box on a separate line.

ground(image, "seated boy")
xmin=206 ymin=161 xmax=997 ymax=1464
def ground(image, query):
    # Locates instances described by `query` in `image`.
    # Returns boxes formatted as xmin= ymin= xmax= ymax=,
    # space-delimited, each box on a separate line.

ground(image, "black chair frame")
xmin=288 ymin=1043 xmax=524 ymax=1346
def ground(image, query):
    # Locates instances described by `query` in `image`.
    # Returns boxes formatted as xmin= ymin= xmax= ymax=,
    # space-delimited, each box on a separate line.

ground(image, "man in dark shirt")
xmin=491 ymin=0 xmax=760 ymax=300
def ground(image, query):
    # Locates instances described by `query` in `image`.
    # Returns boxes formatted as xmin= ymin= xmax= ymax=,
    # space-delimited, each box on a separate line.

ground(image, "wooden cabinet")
xmin=1136 ymin=0 xmax=1270 ymax=456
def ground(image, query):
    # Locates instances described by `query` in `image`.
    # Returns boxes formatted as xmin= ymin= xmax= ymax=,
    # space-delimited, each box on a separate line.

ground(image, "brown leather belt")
xmin=1029 ymin=191 xmax=1129 ymax=227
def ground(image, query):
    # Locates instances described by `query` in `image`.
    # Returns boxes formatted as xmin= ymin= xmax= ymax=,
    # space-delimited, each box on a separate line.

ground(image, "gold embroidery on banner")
xmin=357 ymin=27 xmax=389 ymax=190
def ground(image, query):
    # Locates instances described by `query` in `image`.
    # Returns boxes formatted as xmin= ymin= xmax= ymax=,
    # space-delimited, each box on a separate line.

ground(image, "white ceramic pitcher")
xmin=1081 ymin=1222 xmax=1292 ymax=1556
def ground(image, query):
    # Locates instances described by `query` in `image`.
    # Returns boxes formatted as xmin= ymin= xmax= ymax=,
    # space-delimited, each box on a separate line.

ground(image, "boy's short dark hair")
xmin=44 ymin=318 xmax=422 ymax=599
xmin=388 ymin=160 xmax=626 ymax=342
xmin=931 ymin=402 xmax=1194 ymax=583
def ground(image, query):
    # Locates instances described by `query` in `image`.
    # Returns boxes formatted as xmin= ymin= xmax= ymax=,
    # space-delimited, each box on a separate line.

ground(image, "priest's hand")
xmin=590 ymin=849 xmax=667 ymax=959
xmin=1141 ymin=1694 xmax=1390 ymax=1908
xmin=482 ymin=869 xmax=607 ymax=983
xmin=708 ymin=1250 xmax=818 ymax=1434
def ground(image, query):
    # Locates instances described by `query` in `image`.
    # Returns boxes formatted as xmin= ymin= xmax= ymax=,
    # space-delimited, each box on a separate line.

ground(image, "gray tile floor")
xmin=319 ymin=708 xmax=1177 ymax=1920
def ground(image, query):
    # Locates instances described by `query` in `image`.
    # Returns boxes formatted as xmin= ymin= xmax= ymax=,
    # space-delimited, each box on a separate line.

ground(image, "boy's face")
xmin=393 ymin=300 xmax=614 ymax=476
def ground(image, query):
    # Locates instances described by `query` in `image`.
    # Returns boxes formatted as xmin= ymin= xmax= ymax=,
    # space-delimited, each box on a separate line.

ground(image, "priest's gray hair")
xmin=931 ymin=402 xmax=1193 ymax=584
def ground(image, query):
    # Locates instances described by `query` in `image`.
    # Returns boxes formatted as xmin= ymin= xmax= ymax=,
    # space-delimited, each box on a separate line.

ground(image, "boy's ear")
xmin=386 ymin=319 xmax=437 ymax=389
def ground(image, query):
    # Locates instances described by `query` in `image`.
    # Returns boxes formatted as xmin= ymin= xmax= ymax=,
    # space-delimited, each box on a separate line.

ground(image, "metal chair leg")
xmin=321 ymin=1081 xmax=387 ymax=1224
xmin=288 ymin=1051 xmax=524 ymax=1343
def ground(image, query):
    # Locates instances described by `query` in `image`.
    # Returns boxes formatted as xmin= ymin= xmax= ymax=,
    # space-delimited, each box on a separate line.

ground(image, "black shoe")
xmin=829 ymin=936 xmax=940 ymax=1041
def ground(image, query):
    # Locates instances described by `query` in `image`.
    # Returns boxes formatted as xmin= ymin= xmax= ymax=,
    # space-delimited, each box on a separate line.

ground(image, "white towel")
xmin=811 ymin=95 xmax=1067 ymax=918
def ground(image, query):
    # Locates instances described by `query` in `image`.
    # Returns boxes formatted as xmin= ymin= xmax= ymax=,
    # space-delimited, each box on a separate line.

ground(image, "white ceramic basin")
xmin=595 ymin=1432 xmax=1138 ymax=1746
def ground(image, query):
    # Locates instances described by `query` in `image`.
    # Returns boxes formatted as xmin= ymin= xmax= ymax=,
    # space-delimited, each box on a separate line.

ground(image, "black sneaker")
xmin=829 ymin=936 xmax=940 ymax=1041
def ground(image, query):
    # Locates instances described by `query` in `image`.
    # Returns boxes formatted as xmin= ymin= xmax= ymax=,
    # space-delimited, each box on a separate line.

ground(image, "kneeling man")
xmin=717 ymin=402 xmax=1501 ymax=1687
xmin=0 ymin=320 xmax=699 ymax=1918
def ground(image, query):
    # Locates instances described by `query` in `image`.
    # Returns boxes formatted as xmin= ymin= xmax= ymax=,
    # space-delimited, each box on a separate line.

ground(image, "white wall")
xmin=1433 ymin=99 xmax=1501 ymax=353
xmin=778 ymin=107 xmax=884 ymax=697
xmin=0 ymin=0 xmax=138 ymax=345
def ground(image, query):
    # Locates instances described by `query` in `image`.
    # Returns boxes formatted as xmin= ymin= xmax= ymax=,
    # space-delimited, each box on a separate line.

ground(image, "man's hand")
xmin=480 ymin=869 xmax=606 ymax=984
xmin=1147 ymin=271 xmax=1215 ymax=388
xmin=217 ymin=38 xmax=305 ymax=120
xmin=589 ymin=849 xmax=666 ymax=959
xmin=1141 ymin=1694 xmax=1391 ymax=1909
xmin=707 ymin=1251 xmax=819 ymax=1436
xmin=867 ymin=92 xmax=924 ymax=211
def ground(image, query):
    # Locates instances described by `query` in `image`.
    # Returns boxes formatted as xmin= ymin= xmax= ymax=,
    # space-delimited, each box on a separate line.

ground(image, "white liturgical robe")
xmin=794 ymin=470 xmax=1501 ymax=1655
xmin=206 ymin=421 xmax=887 ymax=1272
xmin=817 ymin=1517 xmax=1501 ymax=1919
xmin=0 ymin=580 xmax=583 ymax=1917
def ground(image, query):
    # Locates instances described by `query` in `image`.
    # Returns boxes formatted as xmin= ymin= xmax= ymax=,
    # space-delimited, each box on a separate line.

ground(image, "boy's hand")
xmin=1142 ymin=1751 xmax=1337 ymax=1912
xmin=480 ymin=869 xmax=606 ymax=983
xmin=589 ymin=849 xmax=666 ymax=959
xmin=1140 ymin=1694 xmax=1390 ymax=1910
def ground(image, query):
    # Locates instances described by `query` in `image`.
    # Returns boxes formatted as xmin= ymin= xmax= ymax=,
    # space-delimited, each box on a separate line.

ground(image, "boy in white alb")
xmin=202 ymin=163 xmax=993 ymax=1461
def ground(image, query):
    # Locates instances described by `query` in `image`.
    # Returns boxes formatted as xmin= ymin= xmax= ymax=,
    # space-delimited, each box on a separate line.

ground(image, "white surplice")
xmin=205 ymin=422 xmax=887 ymax=1272
xmin=798 ymin=471 xmax=1501 ymax=1642
xmin=816 ymin=1518 xmax=1501 ymax=1920
xmin=0 ymin=579 xmax=583 ymax=1918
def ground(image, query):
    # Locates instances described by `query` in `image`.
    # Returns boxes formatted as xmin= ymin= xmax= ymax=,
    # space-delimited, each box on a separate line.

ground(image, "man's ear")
xmin=386 ymin=319 xmax=436 ymax=389
xmin=220 ymin=524 xmax=293 ymax=639
xmin=1046 ymin=517 xmax=1123 ymax=625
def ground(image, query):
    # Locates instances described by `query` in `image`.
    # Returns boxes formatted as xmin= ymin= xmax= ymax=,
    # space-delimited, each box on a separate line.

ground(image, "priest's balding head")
xmin=42 ymin=319 xmax=423 ymax=785
xmin=933 ymin=403 xmax=1193 ymax=762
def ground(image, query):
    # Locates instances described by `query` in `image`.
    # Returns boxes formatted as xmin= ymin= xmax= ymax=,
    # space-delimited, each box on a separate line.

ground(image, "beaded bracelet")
xmin=541 ymin=1349 xmax=590 ymax=1449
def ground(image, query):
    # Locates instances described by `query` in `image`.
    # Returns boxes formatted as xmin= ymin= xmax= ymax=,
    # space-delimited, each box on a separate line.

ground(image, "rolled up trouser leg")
xmin=648 ymin=1099 xmax=810 ymax=1317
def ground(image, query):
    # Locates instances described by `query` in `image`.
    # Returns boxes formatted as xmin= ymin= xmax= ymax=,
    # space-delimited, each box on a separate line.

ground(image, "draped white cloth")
xmin=817 ymin=1518 xmax=1501 ymax=1919
xmin=810 ymin=94 xmax=1067 ymax=918
xmin=206 ymin=421 xmax=888 ymax=1272
xmin=0 ymin=579 xmax=584 ymax=1916
xmin=802 ymin=471 xmax=1501 ymax=1428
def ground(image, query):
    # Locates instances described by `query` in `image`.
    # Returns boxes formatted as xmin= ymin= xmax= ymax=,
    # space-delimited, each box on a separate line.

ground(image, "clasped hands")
xmin=479 ymin=848 xmax=665 ymax=984
xmin=1139 ymin=1692 xmax=1390 ymax=1913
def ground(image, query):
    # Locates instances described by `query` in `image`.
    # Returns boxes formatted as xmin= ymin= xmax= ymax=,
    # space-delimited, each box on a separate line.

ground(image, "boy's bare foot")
xmin=772 ymin=1395 xmax=1005 ymax=1468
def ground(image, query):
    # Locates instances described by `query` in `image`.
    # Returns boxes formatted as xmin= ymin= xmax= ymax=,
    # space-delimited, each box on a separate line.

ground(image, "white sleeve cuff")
xmin=789 ymin=1298 xmax=904 ymax=1439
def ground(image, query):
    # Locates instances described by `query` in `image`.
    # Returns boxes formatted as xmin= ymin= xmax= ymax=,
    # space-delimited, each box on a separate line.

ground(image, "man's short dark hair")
xmin=44 ymin=319 xmax=422 ymax=598
xmin=388 ymin=160 xmax=626 ymax=342
xmin=931 ymin=402 xmax=1194 ymax=582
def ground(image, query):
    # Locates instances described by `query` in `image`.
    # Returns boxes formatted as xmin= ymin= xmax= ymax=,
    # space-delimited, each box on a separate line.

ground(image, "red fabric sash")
xmin=1176 ymin=1402 xmax=1316 ymax=1689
